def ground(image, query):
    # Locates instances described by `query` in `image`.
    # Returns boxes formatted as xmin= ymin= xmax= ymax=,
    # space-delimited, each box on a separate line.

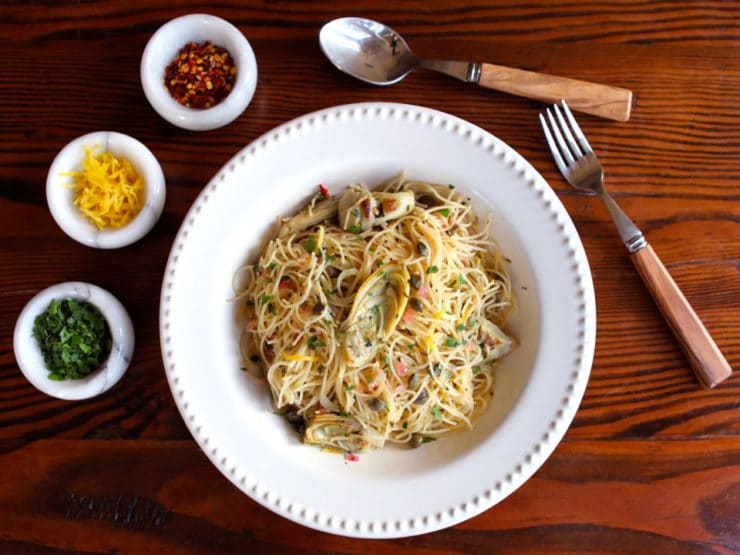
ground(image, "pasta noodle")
xmin=233 ymin=174 xmax=514 ymax=453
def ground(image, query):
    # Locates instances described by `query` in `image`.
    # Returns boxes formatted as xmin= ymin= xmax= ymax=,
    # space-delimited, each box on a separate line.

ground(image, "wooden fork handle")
xmin=477 ymin=63 xmax=633 ymax=122
xmin=630 ymin=244 xmax=732 ymax=388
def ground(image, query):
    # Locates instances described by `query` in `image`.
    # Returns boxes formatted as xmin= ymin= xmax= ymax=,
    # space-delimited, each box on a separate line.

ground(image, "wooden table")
xmin=1 ymin=2 xmax=737 ymax=553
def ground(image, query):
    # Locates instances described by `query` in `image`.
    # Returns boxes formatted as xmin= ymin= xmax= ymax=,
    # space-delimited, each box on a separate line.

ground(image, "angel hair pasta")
xmin=233 ymin=174 xmax=514 ymax=453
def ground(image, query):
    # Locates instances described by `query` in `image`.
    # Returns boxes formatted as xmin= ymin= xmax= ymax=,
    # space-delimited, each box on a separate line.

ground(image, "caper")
xmin=409 ymin=274 xmax=422 ymax=289
xmin=367 ymin=397 xmax=386 ymax=412
xmin=408 ymin=433 xmax=424 ymax=449
xmin=413 ymin=388 xmax=428 ymax=405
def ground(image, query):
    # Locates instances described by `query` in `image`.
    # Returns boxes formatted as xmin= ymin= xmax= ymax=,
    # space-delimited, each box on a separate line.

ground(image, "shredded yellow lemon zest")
xmin=63 ymin=145 xmax=145 ymax=229
xmin=315 ymin=225 xmax=325 ymax=251
xmin=425 ymin=334 xmax=435 ymax=353
xmin=284 ymin=354 xmax=319 ymax=362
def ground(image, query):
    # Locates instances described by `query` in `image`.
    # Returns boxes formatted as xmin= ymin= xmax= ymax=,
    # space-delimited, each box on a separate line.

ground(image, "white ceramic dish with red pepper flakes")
xmin=141 ymin=13 xmax=258 ymax=131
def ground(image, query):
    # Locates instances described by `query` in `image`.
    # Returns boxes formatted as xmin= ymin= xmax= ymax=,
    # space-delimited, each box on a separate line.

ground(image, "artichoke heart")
xmin=338 ymin=184 xmax=415 ymax=232
xmin=303 ymin=413 xmax=376 ymax=452
xmin=342 ymin=263 xmax=410 ymax=366
xmin=278 ymin=198 xmax=339 ymax=236
xmin=480 ymin=319 xmax=514 ymax=360
xmin=404 ymin=181 xmax=467 ymax=205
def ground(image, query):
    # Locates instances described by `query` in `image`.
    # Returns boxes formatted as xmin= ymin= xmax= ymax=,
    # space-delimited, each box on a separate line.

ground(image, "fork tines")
xmin=539 ymin=100 xmax=594 ymax=173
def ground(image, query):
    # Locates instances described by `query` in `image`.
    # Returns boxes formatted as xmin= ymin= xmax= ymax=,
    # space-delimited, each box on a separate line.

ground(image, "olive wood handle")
xmin=630 ymin=244 xmax=732 ymax=388
xmin=478 ymin=63 xmax=633 ymax=122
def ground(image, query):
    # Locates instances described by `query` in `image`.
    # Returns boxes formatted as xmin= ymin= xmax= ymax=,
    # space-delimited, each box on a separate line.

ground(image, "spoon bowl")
xmin=319 ymin=17 xmax=633 ymax=122
xmin=319 ymin=17 xmax=418 ymax=86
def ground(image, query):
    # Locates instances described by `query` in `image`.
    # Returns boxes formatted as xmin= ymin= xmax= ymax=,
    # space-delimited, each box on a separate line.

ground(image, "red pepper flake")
xmin=344 ymin=453 xmax=360 ymax=462
xmin=164 ymin=41 xmax=237 ymax=109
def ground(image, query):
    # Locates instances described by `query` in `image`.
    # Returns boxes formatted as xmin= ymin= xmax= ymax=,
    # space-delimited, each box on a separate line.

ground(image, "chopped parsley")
xmin=445 ymin=336 xmax=461 ymax=348
xmin=307 ymin=335 xmax=325 ymax=349
xmin=439 ymin=208 xmax=450 ymax=217
xmin=426 ymin=265 xmax=439 ymax=274
xmin=348 ymin=224 xmax=361 ymax=234
xmin=305 ymin=237 xmax=316 ymax=253
xmin=32 ymin=298 xmax=112 ymax=381
xmin=431 ymin=404 xmax=443 ymax=420
xmin=260 ymin=294 xmax=273 ymax=305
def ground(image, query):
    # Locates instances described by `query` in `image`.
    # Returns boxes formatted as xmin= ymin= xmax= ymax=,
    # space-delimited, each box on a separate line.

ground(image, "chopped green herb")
xmin=344 ymin=384 xmax=356 ymax=391
xmin=260 ymin=294 xmax=273 ymax=305
xmin=440 ymin=208 xmax=450 ymax=217
xmin=307 ymin=335 xmax=326 ymax=349
xmin=325 ymin=254 xmax=337 ymax=262
xmin=456 ymin=323 xmax=466 ymax=332
xmin=457 ymin=274 xmax=467 ymax=285
xmin=426 ymin=265 xmax=439 ymax=274
xmin=473 ymin=366 xmax=482 ymax=375
xmin=267 ymin=262 xmax=277 ymax=270
xmin=305 ymin=237 xmax=316 ymax=253
xmin=351 ymin=208 xmax=360 ymax=217
xmin=421 ymin=436 xmax=437 ymax=444
xmin=431 ymin=404 xmax=443 ymax=420
xmin=32 ymin=298 xmax=112 ymax=381
xmin=348 ymin=224 xmax=361 ymax=234
xmin=445 ymin=336 xmax=461 ymax=348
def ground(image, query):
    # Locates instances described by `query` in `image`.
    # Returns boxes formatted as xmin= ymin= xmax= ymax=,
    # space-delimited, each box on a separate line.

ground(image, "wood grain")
xmin=0 ymin=1 xmax=737 ymax=553
xmin=631 ymin=244 xmax=732 ymax=388
xmin=478 ymin=63 xmax=633 ymax=121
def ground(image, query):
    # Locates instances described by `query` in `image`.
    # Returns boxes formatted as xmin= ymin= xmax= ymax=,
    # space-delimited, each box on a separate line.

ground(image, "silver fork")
xmin=540 ymin=100 xmax=732 ymax=388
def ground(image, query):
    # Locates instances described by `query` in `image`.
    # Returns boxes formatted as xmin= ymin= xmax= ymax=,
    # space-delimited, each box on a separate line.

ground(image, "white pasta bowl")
xmin=46 ymin=131 xmax=166 ymax=249
xmin=140 ymin=13 xmax=258 ymax=131
xmin=14 ymin=282 xmax=135 ymax=400
xmin=160 ymin=102 xmax=596 ymax=538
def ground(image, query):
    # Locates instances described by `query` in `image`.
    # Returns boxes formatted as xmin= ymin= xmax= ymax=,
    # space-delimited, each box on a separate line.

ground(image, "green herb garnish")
xmin=307 ymin=335 xmax=326 ymax=349
xmin=440 ymin=208 xmax=450 ymax=217
xmin=431 ymin=404 xmax=443 ymax=420
xmin=348 ymin=224 xmax=361 ymax=234
xmin=426 ymin=265 xmax=439 ymax=274
xmin=32 ymin=298 xmax=112 ymax=381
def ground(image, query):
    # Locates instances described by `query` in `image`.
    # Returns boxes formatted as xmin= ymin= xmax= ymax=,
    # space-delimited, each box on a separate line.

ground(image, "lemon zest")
xmin=63 ymin=145 xmax=145 ymax=229
xmin=284 ymin=353 xmax=319 ymax=362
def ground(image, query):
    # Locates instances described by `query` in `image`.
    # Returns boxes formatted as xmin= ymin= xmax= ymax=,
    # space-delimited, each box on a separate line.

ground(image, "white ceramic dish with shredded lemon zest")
xmin=46 ymin=131 xmax=165 ymax=249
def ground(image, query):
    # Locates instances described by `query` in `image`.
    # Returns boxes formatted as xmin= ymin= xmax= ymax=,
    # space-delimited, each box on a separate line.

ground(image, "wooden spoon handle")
xmin=630 ymin=244 xmax=732 ymax=388
xmin=477 ymin=62 xmax=633 ymax=122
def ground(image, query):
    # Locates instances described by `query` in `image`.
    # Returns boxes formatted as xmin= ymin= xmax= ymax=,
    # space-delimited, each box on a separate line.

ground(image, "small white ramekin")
xmin=46 ymin=130 xmax=166 ymax=249
xmin=140 ymin=13 xmax=258 ymax=131
xmin=13 ymin=282 xmax=135 ymax=400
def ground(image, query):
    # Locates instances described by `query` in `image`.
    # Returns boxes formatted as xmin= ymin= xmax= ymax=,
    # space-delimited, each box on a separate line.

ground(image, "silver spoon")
xmin=319 ymin=17 xmax=633 ymax=122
